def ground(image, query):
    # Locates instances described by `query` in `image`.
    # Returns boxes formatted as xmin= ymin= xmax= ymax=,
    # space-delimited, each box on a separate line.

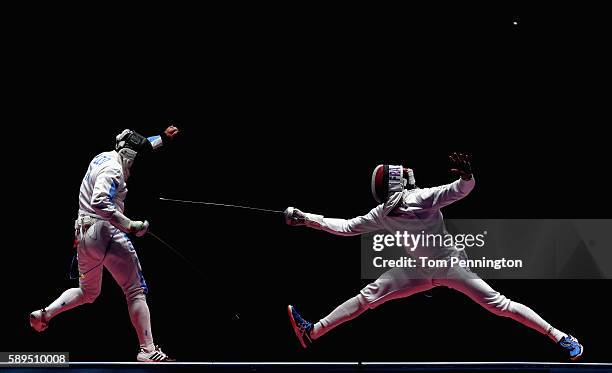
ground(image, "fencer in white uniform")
xmin=30 ymin=126 xmax=179 ymax=362
xmin=285 ymin=153 xmax=583 ymax=361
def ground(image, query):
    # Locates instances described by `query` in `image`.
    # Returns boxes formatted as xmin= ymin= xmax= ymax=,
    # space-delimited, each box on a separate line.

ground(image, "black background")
xmin=3 ymin=6 xmax=610 ymax=363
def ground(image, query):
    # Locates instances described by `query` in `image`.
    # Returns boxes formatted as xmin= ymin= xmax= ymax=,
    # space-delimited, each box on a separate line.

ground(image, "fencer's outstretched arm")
xmin=284 ymin=177 xmax=474 ymax=235
xmin=284 ymin=207 xmax=382 ymax=236
xmin=284 ymin=153 xmax=475 ymax=235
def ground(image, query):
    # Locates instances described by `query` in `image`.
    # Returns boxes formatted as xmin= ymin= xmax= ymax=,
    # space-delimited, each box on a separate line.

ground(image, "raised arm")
xmin=284 ymin=206 xmax=382 ymax=236
xmin=415 ymin=178 xmax=475 ymax=210
xmin=147 ymin=125 xmax=180 ymax=150
xmin=415 ymin=152 xmax=475 ymax=210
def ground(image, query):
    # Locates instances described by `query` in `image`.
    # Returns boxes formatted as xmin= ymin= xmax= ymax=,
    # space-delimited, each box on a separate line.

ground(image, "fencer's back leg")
xmin=313 ymin=268 xmax=433 ymax=339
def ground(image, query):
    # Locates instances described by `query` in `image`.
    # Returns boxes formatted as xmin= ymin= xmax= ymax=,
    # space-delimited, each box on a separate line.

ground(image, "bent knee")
xmin=359 ymin=284 xmax=387 ymax=310
xmin=125 ymin=286 xmax=146 ymax=302
xmin=360 ymin=284 xmax=378 ymax=309
xmin=482 ymin=293 xmax=514 ymax=316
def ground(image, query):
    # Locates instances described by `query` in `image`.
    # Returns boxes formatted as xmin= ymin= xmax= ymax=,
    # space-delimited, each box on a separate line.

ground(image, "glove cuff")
xmin=304 ymin=213 xmax=325 ymax=229
xmin=109 ymin=211 xmax=132 ymax=233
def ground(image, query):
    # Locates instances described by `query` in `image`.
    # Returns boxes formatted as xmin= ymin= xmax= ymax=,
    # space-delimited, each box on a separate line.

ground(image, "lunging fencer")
xmin=285 ymin=153 xmax=583 ymax=361
xmin=29 ymin=126 xmax=179 ymax=362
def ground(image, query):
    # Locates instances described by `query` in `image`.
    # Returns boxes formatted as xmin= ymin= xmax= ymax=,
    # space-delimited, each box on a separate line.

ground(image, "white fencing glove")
xmin=284 ymin=207 xmax=324 ymax=229
xmin=110 ymin=210 xmax=149 ymax=237
xmin=129 ymin=220 xmax=149 ymax=237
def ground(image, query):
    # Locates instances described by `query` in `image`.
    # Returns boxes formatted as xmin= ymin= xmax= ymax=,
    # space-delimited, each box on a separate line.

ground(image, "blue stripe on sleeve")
xmin=147 ymin=135 xmax=163 ymax=150
xmin=109 ymin=180 xmax=118 ymax=204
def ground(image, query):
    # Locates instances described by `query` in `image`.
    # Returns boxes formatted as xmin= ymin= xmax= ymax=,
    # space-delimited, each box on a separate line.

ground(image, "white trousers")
xmin=76 ymin=220 xmax=148 ymax=302
xmin=44 ymin=219 xmax=154 ymax=349
xmin=312 ymin=266 xmax=564 ymax=342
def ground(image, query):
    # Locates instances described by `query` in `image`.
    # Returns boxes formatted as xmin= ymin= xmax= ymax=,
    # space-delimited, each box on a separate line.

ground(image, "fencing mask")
xmin=371 ymin=164 xmax=416 ymax=203
xmin=115 ymin=129 xmax=153 ymax=177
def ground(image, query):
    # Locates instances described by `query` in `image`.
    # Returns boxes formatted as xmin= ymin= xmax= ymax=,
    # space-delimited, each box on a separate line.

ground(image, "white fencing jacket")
xmin=78 ymin=150 xmax=128 ymax=220
xmin=77 ymin=136 xmax=164 ymax=222
xmin=306 ymin=178 xmax=475 ymax=260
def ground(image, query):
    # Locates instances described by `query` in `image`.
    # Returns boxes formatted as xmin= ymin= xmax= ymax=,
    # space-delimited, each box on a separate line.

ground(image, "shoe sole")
xmin=570 ymin=344 xmax=584 ymax=361
xmin=287 ymin=305 xmax=308 ymax=349
xmin=29 ymin=312 xmax=47 ymax=332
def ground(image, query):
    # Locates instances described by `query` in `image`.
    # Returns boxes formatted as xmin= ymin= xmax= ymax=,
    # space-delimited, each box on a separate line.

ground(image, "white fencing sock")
xmin=127 ymin=293 xmax=154 ymax=350
xmin=311 ymin=295 xmax=368 ymax=340
xmin=45 ymin=288 xmax=85 ymax=320
xmin=506 ymin=301 xmax=568 ymax=343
